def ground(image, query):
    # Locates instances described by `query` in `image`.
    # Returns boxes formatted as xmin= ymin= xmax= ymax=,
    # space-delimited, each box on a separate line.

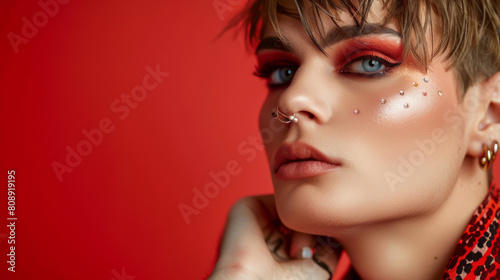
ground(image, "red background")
xmin=0 ymin=1 xmax=498 ymax=280
xmin=0 ymin=1 xmax=272 ymax=279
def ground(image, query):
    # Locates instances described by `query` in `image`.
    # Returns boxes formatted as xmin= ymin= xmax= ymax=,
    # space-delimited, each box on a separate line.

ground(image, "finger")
xmin=289 ymin=232 xmax=316 ymax=259
xmin=216 ymin=196 xmax=278 ymax=267
xmin=266 ymin=229 xmax=290 ymax=261
xmin=313 ymin=246 xmax=338 ymax=280
xmin=312 ymin=237 xmax=341 ymax=280
xmin=280 ymin=259 xmax=332 ymax=280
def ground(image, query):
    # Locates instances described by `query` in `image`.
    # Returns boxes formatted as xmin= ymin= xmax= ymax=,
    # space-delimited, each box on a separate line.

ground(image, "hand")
xmin=209 ymin=195 xmax=338 ymax=280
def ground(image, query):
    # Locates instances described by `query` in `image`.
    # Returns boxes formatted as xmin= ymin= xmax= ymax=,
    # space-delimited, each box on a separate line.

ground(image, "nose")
xmin=277 ymin=61 xmax=333 ymax=125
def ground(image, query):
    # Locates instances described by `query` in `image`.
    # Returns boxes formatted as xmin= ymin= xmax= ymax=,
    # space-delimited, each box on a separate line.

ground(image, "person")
xmin=210 ymin=0 xmax=500 ymax=279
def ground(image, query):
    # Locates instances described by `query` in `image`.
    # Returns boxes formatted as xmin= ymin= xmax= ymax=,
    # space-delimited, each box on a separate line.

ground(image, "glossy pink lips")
xmin=274 ymin=142 xmax=340 ymax=180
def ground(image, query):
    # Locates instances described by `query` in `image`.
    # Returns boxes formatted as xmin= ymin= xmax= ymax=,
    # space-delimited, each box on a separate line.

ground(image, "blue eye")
xmin=341 ymin=55 xmax=400 ymax=77
xmin=362 ymin=59 xmax=384 ymax=72
xmin=254 ymin=59 xmax=298 ymax=87
xmin=269 ymin=67 xmax=295 ymax=85
xmin=351 ymin=58 xmax=385 ymax=73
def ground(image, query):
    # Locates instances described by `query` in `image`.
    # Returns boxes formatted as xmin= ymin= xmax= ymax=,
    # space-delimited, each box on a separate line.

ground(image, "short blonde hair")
xmin=228 ymin=0 xmax=500 ymax=94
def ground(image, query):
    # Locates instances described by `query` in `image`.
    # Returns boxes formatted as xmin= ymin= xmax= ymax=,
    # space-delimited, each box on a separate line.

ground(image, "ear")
xmin=467 ymin=71 xmax=500 ymax=158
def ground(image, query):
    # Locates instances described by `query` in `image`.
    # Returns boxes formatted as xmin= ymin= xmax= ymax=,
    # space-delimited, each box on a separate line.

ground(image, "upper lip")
xmin=274 ymin=142 xmax=341 ymax=173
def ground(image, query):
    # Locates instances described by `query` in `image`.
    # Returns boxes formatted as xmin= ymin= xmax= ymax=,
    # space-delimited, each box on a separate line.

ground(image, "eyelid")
xmin=333 ymin=37 xmax=403 ymax=66
xmin=256 ymin=51 xmax=298 ymax=64
xmin=340 ymin=54 xmax=401 ymax=77
xmin=254 ymin=60 xmax=297 ymax=77
xmin=341 ymin=55 xmax=396 ymax=71
xmin=254 ymin=51 xmax=300 ymax=87
xmin=344 ymin=50 xmax=400 ymax=66
xmin=254 ymin=63 xmax=298 ymax=89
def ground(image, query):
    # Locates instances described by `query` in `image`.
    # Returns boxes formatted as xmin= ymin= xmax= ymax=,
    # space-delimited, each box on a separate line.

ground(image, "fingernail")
xmin=297 ymin=246 xmax=313 ymax=259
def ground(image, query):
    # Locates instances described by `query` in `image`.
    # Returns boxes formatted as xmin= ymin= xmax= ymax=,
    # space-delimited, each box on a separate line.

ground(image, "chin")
xmin=272 ymin=180 xmax=369 ymax=235
xmin=272 ymin=177 xmax=432 ymax=236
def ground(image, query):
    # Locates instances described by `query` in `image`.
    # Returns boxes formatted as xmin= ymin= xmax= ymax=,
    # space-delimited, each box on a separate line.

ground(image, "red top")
xmin=442 ymin=182 xmax=500 ymax=279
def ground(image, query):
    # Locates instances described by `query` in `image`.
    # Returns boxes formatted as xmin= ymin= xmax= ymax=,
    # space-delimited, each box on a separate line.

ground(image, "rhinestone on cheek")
xmin=422 ymin=91 xmax=427 ymax=96
xmin=354 ymin=109 xmax=360 ymax=115
xmin=423 ymin=77 xmax=429 ymax=83
xmin=404 ymin=103 xmax=409 ymax=109
xmin=438 ymin=91 xmax=443 ymax=96
xmin=413 ymin=82 xmax=418 ymax=87
xmin=381 ymin=98 xmax=386 ymax=104
xmin=399 ymin=90 xmax=404 ymax=95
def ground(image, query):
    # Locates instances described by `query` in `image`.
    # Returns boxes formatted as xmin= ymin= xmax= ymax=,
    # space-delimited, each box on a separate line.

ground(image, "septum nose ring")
xmin=272 ymin=107 xmax=298 ymax=124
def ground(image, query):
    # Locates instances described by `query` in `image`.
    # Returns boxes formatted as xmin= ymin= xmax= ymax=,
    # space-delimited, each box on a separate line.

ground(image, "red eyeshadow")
xmin=256 ymin=51 xmax=299 ymax=66
xmin=334 ymin=37 xmax=403 ymax=66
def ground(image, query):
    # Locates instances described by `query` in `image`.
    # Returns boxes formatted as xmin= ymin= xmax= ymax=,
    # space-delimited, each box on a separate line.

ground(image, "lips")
xmin=274 ymin=142 xmax=341 ymax=180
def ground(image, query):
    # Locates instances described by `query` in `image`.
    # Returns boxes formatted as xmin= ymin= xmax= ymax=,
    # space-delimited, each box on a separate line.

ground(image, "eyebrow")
xmin=255 ymin=37 xmax=292 ymax=53
xmin=255 ymin=23 xmax=401 ymax=53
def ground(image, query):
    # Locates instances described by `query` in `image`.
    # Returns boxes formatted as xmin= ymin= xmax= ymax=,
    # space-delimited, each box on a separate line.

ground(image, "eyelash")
xmin=341 ymin=55 xmax=401 ymax=77
xmin=254 ymin=61 xmax=298 ymax=88
xmin=254 ymin=53 xmax=401 ymax=87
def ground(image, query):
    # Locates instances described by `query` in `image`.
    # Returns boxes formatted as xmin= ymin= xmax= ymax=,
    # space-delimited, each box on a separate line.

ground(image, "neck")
xmin=335 ymin=159 xmax=490 ymax=280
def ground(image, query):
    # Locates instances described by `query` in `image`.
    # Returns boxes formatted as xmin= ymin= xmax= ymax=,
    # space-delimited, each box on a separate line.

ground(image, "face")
xmin=255 ymin=1 xmax=478 ymax=236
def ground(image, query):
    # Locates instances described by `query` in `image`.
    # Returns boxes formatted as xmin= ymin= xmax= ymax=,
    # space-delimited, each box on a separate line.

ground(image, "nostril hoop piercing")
xmin=271 ymin=107 xmax=298 ymax=124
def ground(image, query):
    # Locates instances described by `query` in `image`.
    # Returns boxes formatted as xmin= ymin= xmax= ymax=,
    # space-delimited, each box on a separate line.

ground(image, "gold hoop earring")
xmin=480 ymin=140 xmax=499 ymax=170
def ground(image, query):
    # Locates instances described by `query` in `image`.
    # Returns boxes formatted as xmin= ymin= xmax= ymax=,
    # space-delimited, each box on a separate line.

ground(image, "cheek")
xmin=347 ymin=69 xmax=466 ymax=198
xmin=376 ymin=78 xmax=448 ymax=125
xmin=366 ymin=75 xmax=452 ymax=141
